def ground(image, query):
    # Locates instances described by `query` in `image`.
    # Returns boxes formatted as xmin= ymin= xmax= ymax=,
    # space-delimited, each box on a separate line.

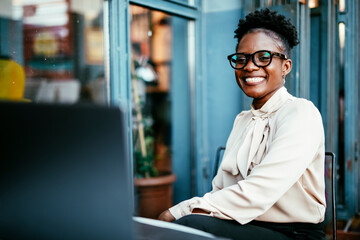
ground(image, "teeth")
xmin=245 ymin=77 xmax=265 ymax=83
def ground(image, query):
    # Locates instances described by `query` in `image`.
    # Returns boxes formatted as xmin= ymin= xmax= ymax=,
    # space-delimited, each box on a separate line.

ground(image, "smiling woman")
xmin=159 ymin=8 xmax=326 ymax=240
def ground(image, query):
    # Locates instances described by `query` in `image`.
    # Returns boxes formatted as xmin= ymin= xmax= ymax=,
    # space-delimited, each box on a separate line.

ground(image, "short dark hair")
xmin=234 ymin=8 xmax=299 ymax=57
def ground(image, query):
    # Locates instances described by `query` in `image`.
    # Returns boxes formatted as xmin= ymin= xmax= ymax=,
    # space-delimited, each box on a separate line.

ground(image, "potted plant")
xmin=133 ymin=123 xmax=158 ymax=179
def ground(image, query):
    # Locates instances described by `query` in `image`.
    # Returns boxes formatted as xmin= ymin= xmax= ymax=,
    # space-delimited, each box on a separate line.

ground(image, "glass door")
xmin=129 ymin=4 xmax=194 ymax=218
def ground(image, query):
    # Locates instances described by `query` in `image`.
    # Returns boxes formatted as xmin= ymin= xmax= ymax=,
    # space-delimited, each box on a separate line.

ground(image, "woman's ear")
xmin=282 ymin=59 xmax=292 ymax=77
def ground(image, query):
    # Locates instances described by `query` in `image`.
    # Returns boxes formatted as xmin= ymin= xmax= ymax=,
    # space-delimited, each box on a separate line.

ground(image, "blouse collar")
xmin=250 ymin=87 xmax=293 ymax=118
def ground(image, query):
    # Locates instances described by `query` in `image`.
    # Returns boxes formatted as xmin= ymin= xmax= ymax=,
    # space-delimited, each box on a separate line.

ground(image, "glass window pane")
xmin=0 ymin=0 xmax=107 ymax=104
xmin=130 ymin=5 xmax=193 ymax=219
xmin=131 ymin=6 xmax=173 ymax=177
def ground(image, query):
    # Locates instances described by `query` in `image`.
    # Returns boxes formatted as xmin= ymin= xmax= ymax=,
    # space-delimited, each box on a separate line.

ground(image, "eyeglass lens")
xmin=230 ymin=51 xmax=272 ymax=69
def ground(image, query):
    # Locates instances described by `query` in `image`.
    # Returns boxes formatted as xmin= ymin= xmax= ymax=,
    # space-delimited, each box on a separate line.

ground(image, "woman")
xmin=159 ymin=9 xmax=326 ymax=240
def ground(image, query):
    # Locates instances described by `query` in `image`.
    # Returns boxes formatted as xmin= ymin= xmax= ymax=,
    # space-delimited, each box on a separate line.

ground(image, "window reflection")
xmin=130 ymin=6 xmax=173 ymax=179
xmin=0 ymin=0 xmax=106 ymax=104
xmin=131 ymin=5 xmax=180 ymax=219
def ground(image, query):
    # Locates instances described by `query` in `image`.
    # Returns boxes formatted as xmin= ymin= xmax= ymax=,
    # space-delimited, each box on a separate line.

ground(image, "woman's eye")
xmin=257 ymin=53 xmax=271 ymax=62
xmin=258 ymin=56 xmax=270 ymax=62
xmin=236 ymin=58 xmax=247 ymax=63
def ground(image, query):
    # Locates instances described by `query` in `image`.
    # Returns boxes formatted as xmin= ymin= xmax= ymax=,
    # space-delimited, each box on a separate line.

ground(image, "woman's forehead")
xmin=236 ymin=31 xmax=283 ymax=53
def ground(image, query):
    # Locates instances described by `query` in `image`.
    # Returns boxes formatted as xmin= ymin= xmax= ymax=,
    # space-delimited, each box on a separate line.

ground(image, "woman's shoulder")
xmin=277 ymin=97 xmax=322 ymax=122
xmin=273 ymin=97 xmax=325 ymax=140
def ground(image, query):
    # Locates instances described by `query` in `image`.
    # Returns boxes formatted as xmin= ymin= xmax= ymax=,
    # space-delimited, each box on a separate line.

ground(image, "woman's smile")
xmin=242 ymin=76 xmax=267 ymax=85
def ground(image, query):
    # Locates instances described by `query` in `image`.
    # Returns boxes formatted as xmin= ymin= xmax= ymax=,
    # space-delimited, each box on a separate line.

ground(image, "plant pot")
xmin=134 ymin=172 xmax=176 ymax=219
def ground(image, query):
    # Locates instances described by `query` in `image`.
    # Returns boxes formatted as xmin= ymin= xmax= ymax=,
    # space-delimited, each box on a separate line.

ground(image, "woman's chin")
xmin=241 ymin=86 xmax=266 ymax=99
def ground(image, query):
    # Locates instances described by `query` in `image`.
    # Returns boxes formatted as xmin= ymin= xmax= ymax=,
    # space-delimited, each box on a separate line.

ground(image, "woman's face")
xmin=235 ymin=31 xmax=292 ymax=109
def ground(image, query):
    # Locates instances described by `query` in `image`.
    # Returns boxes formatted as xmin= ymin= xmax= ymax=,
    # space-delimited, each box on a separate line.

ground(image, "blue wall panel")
xmin=172 ymin=16 xmax=192 ymax=204
xmin=203 ymin=8 xmax=243 ymax=192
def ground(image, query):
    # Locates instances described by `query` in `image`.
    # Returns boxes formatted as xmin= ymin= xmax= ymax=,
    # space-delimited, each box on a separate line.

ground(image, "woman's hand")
xmin=158 ymin=209 xmax=175 ymax=222
xmin=158 ymin=208 xmax=208 ymax=222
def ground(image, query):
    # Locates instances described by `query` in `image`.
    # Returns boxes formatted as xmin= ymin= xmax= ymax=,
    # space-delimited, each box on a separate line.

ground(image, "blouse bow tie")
xmin=221 ymin=87 xmax=293 ymax=178
xmin=236 ymin=114 xmax=271 ymax=177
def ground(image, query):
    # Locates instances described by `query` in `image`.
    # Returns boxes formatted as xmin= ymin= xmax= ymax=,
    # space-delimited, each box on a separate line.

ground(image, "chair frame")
xmin=325 ymin=152 xmax=337 ymax=240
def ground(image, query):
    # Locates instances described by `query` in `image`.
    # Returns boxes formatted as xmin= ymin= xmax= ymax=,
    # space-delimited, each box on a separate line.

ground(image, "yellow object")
xmin=0 ymin=58 xmax=25 ymax=100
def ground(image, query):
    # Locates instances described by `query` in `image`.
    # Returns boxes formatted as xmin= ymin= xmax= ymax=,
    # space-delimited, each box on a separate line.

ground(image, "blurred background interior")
xmin=0 ymin=0 xmax=359 ymax=238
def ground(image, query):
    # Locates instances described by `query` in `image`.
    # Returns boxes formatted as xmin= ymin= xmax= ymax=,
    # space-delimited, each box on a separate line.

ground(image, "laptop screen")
xmin=0 ymin=101 xmax=133 ymax=240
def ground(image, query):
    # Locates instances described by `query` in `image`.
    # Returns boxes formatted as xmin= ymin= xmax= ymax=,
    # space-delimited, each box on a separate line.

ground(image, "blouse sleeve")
xmin=169 ymin=100 xmax=325 ymax=224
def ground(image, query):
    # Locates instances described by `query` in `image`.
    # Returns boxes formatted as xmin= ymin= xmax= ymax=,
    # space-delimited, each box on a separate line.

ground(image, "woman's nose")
xmin=242 ymin=58 xmax=260 ymax=71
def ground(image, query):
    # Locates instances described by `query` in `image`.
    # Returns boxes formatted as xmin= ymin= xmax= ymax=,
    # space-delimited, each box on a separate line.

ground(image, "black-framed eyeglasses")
xmin=227 ymin=50 xmax=287 ymax=70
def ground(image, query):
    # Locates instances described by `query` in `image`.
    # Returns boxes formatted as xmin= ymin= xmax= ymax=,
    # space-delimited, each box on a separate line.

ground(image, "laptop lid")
xmin=0 ymin=101 xmax=133 ymax=240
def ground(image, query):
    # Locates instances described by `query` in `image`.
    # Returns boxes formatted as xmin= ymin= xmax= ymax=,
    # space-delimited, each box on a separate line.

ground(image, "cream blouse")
xmin=169 ymin=87 xmax=326 ymax=225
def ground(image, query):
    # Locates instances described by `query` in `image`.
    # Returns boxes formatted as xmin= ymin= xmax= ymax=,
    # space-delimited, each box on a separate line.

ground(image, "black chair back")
xmin=325 ymin=152 xmax=337 ymax=240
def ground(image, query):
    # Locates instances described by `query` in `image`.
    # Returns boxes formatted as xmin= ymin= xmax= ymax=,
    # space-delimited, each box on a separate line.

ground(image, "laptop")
xmin=0 ymin=101 xmax=133 ymax=240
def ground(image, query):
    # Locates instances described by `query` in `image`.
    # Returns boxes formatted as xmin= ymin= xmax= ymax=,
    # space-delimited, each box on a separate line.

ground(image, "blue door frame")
xmin=105 ymin=0 xmax=204 ymax=204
